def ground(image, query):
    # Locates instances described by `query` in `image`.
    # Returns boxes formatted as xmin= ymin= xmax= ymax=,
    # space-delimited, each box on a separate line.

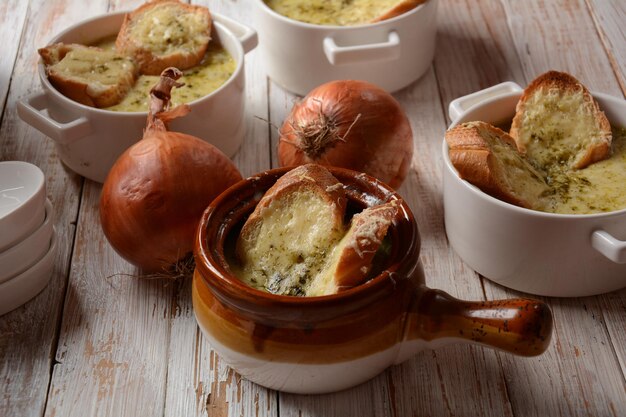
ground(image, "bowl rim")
xmin=254 ymin=0 xmax=433 ymax=30
xmin=38 ymin=10 xmax=246 ymax=116
xmin=442 ymin=90 xmax=626 ymax=219
xmin=0 ymin=161 xmax=45 ymax=222
xmin=194 ymin=165 xmax=421 ymax=307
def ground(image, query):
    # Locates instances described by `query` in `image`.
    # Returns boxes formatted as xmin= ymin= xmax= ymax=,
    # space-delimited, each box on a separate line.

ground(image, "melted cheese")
xmin=233 ymin=193 xmax=345 ymax=296
xmin=517 ymin=90 xmax=606 ymax=169
xmin=128 ymin=3 xmax=210 ymax=55
xmin=545 ymin=127 xmax=626 ymax=214
xmin=264 ymin=0 xmax=408 ymax=26
xmin=51 ymin=48 xmax=135 ymax=90
xmin=96 ymin=39 xmax=235 ymax=112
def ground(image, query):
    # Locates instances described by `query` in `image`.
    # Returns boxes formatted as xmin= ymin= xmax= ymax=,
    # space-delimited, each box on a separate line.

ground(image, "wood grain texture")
xmin=388 ymin=68 xmax=514 ymax=417
xmin=485 ymin=1 xmax=626 ymax=416
xmin=161 ymin=1 xmax=278 ymax=417
xmin=0 ymin=0 xmax=28 ymax=115
xmin=585 ymin=0 xmax=626 ymax=95
xmin=0 ymin=0 xmax=92 ymax=416
xmin=0 ymin=0 xmax=625 ymax=416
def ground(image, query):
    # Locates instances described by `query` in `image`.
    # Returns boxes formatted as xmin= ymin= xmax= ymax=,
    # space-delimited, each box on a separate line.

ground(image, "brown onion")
xmin=277 ymin=80 xmax=413 ymax=188
xmin=100 ymin=68 xmax=242 ymax=274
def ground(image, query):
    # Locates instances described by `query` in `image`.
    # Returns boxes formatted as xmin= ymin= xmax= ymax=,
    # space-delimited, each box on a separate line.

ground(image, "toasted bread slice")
xmin=510 ymin=71 xmax=611 ymax=169
xmin=236 ymin=164 xmax=348 ymax=296
xmin=370 ymin=0 xmax=426 ymax=22
xmin=38 ymin=43 xmax=137 ymax=108
xmin=116 ymin=0 xmax=211 ymax=75
xmin=306 ymin=201 xmax=398 ymax=296
xmin=446 ymin=121 xmax=551 ymax=209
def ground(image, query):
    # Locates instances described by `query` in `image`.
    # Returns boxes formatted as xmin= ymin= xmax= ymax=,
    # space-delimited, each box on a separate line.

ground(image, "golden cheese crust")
xmin=116 ymin=0 xmax=212 ymax=75
xmin=235 ymin=164 xmax=399 ymax=296
xmin=39 ymin=43 xmax=137 ymax=108
xmin=510 ymin=70 xmax=611 ymax=169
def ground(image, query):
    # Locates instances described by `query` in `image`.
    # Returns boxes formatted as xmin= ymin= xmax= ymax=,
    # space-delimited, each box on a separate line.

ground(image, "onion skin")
xmin=278 ymin=80 xmax=413 ymax=189
xmin=100 ymin=68 xmax=242 ymax=273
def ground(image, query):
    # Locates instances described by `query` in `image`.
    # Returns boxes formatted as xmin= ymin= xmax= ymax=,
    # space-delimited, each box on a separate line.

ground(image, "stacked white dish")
xmin=0 ymin=161 xmax=57 ymax=315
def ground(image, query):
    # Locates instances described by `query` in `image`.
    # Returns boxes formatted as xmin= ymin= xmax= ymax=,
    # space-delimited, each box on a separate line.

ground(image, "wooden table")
xmin=1 ymin=1 xmax=625 ymax=416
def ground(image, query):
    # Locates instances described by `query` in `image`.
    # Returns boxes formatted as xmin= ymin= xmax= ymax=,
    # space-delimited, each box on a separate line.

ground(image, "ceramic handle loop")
xmin=412 ymin=288 xmax=553 ymax=356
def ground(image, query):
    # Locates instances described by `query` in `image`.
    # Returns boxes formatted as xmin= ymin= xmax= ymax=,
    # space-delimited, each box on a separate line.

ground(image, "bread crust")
xmin=38 ymin=43 xmax=137 ymax=108
xmin=116 ymin=0 xmax=211 ymax=75
xmin=370 ymin=0 xmax=427 ymax=22
xmin=446 ymin=121 xmax=545 ymax=208
xmin=510 ymin=70 xmax=611 ymax=169
xmin=332 ymin=201 xmax=398 ymax=290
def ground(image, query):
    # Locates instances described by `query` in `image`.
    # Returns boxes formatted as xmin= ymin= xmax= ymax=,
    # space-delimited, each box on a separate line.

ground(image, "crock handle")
xmin=409 ymin=288 xmax=552 ymax=356
xmin=591 ymin=230 xmax=626 ymax=263
xmin=17 ymin=92 xmax=91 ymax=145
xmin=323 ymin=31 xmax=400 ymax=65
xmin=448 ymin=82 xmax=523 ymax=122
xmin=212 ymin=13 xmax=258 ymax=54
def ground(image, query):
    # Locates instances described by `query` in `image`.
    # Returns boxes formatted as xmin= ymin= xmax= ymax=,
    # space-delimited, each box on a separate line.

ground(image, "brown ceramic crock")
xmin=193 ymin=166 xmax=552 ymax=394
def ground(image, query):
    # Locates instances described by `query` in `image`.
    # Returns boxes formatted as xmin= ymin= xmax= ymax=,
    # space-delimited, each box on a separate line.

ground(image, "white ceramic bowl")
xmin=0 ymin=161 xmax=46 ymax=252
xmin=0 ymin=228 xmax=57 ymax=316
xmin=17 ymin=11 xmax=258 ymax=183
xmin=253 ymin=0 xmax=437 ymax=96
xmin=442 ymin=82 xmax=626 ymax=297
xmin=0 ymin=199 xmax=54 ymax=283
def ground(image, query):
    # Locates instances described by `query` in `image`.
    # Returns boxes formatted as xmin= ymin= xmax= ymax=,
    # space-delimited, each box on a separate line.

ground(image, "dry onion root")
xmin=99 ymin=67 xmax=243 ymax=274
xmin=277 ymin=80 xmax=414 ymax=189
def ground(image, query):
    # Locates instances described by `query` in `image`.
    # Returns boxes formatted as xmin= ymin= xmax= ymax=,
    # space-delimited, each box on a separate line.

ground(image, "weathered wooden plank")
xmin=585 ymin=0 xmax=626 ymax=94
xmin=0 ymin=0 xmax=28 ymax=115
xmin=0 ymin=0 xmax=98 ymax=416
xmin=39 ymin=0 xmax=171 ymax=415
xmin=379 ymin=0 xmax=525 ymax=414
xmin=484 ymin=0 xmax=626 ymax=416
xmin=161 ymin=1 xmax=279 ymax=417
xmin=578 ymin=0 xmax=626 ymax=398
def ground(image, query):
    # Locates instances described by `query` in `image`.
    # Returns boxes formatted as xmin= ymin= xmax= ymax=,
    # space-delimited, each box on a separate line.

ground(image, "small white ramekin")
xmin=17 ymin=11 xmax=257 ymax=183
xmin=443 ymin=82 xmax=626 ymax=297
xmin=252 ymin=0 xmax=438 ymax=96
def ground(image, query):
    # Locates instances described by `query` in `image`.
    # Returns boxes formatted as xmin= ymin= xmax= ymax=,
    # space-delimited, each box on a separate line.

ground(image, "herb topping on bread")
xmin=234 ymin=164 xmax=397 ymax=296
xmin=510 ymin=71 xmax=611 ymax=169
xmin=116 ymin=0 xmax=212 ymax=75
xmin=38 ymin=43 xmax=137 ymax=108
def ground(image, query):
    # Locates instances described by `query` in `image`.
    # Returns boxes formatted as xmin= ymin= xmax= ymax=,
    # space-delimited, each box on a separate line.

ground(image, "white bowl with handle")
xmin=442 ymin=82 xmax=626 ymax=297
xmin=17 ymin=10 xmax=258 ymax=183
xmin=253 ymin=0 xmax=437 ymax=96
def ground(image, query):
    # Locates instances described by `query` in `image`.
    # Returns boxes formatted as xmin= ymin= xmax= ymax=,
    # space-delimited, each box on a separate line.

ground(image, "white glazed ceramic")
xmin=443 ymin=82 xmax=626 ymax=297
xmin=0 ymin=161 xmax=46 ymax=252
xmin=17 ymin=11 xmax=258 ymax=183
xmin=0 ymin=229 xmax=57 ymax=316
xmin=253 ymin=0 xmax=437 ymax=96
xmin=0 ymin=199 xmax=54 ymax=283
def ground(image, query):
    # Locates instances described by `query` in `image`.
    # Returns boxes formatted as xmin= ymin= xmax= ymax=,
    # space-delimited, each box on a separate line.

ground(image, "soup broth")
xmin=264 ymin=0 xmax=409 ymax=26
xmin=95 ymin=37 xmax=236 ymax=112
